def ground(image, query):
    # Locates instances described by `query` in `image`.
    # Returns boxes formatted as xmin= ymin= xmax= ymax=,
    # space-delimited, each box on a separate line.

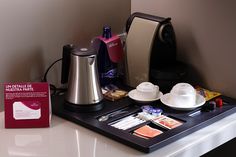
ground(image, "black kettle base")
xmin=64 ymin=100 xmax=104 ymax=112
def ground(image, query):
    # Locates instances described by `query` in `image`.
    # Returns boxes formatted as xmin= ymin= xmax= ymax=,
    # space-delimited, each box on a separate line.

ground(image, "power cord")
xmin=42 ymin=58 xmax=62 ymax=82
xmin=42 ymin=58 xmax=67 ymax=96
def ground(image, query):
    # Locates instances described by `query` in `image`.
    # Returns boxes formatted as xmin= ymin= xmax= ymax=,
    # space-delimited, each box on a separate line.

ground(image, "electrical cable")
xmin=42 ymin=58 xmax=62 ymax=82
xmin=42 ymin=58 xmax=67 ymax=96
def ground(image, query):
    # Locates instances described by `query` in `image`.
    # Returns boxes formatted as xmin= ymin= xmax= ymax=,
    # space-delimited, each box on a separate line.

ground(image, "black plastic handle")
xmin=61 ymin=44 xmax=74 ymax=84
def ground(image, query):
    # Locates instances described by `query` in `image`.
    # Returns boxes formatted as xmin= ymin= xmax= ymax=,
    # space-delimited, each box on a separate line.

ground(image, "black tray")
xmin=51 ymin=94 xmax=236 ymax=153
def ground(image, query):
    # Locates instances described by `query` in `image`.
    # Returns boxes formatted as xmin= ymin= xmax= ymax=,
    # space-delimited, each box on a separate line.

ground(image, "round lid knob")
xmin=72 ymin=47 xmax=97 ymax=56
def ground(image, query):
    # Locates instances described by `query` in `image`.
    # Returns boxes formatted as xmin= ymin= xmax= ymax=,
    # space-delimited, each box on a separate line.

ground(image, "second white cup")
xmin=135 ymin=82 xmax=159 ymax=100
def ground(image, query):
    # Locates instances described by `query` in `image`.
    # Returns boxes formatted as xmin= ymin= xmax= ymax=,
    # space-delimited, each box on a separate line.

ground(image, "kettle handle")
xmin=61 ymin=44 xmax=74 ymax=84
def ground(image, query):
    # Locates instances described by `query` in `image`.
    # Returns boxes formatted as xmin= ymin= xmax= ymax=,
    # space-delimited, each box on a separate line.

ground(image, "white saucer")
xmin=160 ymin=93 xmax=206 ymax=111
xmin=128 ymin=89 xmax=163 ymax=103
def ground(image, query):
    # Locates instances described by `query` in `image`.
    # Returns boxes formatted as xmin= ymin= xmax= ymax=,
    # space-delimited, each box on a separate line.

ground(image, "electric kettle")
xmin=61 ymin=44 xmax=103 ymax=111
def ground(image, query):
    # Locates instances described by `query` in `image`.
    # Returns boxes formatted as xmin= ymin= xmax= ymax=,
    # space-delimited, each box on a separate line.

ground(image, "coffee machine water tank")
xmin=125 ymin=12 xmax=177 ymax=88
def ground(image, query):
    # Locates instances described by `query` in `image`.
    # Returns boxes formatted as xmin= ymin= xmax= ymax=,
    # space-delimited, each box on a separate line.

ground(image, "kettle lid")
xmin=72 ymin=47 xmax=97 ymax=56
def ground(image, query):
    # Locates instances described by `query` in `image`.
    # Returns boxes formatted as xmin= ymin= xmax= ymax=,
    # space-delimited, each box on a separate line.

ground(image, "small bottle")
xmin=97 ymin=26 xmax=117 ymax=87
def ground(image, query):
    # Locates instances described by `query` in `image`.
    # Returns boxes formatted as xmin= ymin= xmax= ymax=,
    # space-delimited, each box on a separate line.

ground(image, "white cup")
xmin=170 ymin=83 xmax=196 ymax=107
xmin=135 ymin=82 xmax=159 ymax=99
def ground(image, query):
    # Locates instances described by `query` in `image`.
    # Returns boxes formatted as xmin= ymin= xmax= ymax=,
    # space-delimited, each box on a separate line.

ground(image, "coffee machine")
xmin=125 ymin=12 xmax=187 ymax=92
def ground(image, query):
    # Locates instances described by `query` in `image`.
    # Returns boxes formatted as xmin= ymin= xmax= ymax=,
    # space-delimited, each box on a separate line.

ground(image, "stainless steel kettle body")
xmin=62 ymin=45 xmax=103 ymax=106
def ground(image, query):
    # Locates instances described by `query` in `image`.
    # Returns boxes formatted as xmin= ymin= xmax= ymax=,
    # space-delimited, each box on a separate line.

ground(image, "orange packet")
xmin=134 ymin=125 xmax=163 ymax=138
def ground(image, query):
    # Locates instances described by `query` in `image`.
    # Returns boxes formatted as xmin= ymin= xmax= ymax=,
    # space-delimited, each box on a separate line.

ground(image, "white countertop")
xmin=1 ymin=111 xmax=236 ymax=157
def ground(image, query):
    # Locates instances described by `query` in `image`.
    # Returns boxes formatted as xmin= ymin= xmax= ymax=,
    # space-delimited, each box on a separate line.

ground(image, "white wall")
xmin=0 ymin=0 xmax=130 ymax=109
xmin=132 ymin=0 xmax=236 ymax=98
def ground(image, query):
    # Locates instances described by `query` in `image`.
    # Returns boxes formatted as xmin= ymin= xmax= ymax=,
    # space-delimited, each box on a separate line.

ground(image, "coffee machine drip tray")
xmin=51 ymin=94 xmax=236 ymax=153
